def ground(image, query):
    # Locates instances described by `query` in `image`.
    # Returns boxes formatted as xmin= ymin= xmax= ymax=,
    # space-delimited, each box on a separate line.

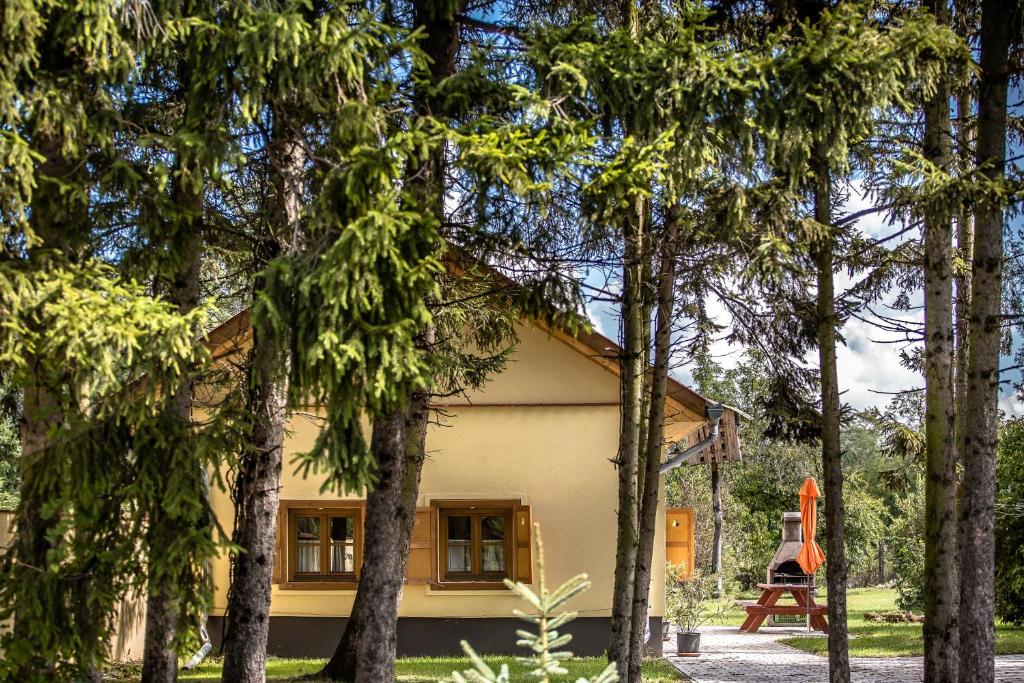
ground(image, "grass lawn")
xmin=702 ymin=586 xmax=1024 ymax=658
xmin=107 ymin=656 xmax=682 ymax=682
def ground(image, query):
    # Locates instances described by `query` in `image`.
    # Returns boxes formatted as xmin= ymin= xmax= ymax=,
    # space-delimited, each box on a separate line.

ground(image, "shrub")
xmin=890 ymin=486 xmax=925 ymax=611
xmin=996 ymin=419 xmax=1024 ymax=625
xmin=665 ymin=566 xmax=725 ymax=633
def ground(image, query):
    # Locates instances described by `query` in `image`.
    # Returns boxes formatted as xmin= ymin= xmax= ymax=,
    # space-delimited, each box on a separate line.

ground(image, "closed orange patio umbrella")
xmin=797 ymin=477 xmax=826 ymax=575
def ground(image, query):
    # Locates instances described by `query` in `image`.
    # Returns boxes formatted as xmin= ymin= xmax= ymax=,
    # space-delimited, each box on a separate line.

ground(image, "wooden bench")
xmin=740 ymin=583 xmax=829 ymax=634
xmin=743 ymin=605 xmax=828 ymax=616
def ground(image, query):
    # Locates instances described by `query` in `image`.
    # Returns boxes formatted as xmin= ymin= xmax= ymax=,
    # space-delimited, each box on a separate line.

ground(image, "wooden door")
xmin=666 ymin=507 xmax=695 ymax=579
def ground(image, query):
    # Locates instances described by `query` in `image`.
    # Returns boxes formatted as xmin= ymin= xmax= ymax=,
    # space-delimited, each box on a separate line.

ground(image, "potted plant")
xmin=666 ymin=566 xmax=723 ymax=657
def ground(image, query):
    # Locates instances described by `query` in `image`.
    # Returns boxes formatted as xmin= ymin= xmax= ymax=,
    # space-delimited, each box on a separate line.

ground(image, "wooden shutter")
xmin=406 ymin=507 xmax=434 ymax=584
xmin=272 ymin=506 xmax=284 ymax=584
xmin=514 ymin=505 xmax=532 ymax=583
xmin=666 ymin=507 xmax=694 ymax=579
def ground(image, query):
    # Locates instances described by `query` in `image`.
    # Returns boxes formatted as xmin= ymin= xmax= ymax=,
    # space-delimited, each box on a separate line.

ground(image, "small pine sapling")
xmin=452 ymin=525 xmax=618 ymax=683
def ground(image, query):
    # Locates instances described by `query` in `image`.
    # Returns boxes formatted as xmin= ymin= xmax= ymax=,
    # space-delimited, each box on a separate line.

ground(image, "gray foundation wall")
xmin=206 ymin=615 xmax=663 ymax=659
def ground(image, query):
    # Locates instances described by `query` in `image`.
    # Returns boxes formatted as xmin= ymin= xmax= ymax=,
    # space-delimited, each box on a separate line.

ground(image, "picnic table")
xmin=740 ymin=582 xmax=829 ymax=634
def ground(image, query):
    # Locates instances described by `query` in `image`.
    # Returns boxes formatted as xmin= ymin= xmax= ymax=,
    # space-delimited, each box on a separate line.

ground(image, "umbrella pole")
xmin=806 ymin=576 xmax=812 ymax=633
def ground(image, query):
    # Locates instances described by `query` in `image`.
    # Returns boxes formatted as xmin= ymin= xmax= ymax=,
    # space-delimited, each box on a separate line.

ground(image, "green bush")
xmin=726 ymin=509 xmax=777 ymax=591
xmin=890 ymin=485 xmax=925 ymax=612
xmin=997 ymin=419 xmax=1024 ymax=625
xmin=838 ymin=478 xmax=887 ymax=580
xmin=665 ymin=566 xmax=726 ymax=633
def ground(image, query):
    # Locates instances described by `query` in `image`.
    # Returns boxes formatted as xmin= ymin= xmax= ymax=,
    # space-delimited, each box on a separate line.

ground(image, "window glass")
xmin=446 ymin=515 xmax=472 ymax=573
xmin=481 ymin=515 xmax=506 ymax=572
xmin=330 ymin=516 xmax=354 ymax=542
xmin=481 ymin=515 xmax=505 ymax=541
xmin=330 ymin=516 xmax=355 ymax=573
xmin=296 ymin=516 xmax=321 ymax=573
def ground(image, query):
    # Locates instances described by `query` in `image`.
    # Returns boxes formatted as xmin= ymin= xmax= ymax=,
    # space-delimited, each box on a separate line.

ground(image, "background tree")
xmin=0 ymin=373 xmax=20 ymax=510
xmin=960 ymin=0 xmax=1017 ymax=678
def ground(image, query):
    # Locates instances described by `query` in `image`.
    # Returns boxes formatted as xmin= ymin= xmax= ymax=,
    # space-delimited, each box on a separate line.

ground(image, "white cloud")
xmin=999 ymin=390 xmax=1024 ymax=418
xmin=839 ymin=179 xmax=909 ymax=241
xmin=834 ymin=314 xmax=922 ymax=411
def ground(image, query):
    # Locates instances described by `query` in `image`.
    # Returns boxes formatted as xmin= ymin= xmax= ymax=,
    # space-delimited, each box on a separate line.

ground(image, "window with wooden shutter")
xmin=514 ymin=505 xmax=532 ymax=584
xmin=406 ymin=507 xmax=434 ymax=584
xmin=429 ymin=499 xmax=520 ymax=590
xmin=272 ymin=508 xmax=283 ymax=584
xmin=666 ymin=507 xmax=694 ymax=580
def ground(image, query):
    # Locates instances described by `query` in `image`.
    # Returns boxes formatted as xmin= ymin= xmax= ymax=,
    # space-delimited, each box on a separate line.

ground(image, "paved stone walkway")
xmin=664 ymin=626 xmax=1024 ymax=682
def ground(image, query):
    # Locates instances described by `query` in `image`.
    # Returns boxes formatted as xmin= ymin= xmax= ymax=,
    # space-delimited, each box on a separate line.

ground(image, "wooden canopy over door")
xmin=666 ymin=507 xmax=695 ymax=580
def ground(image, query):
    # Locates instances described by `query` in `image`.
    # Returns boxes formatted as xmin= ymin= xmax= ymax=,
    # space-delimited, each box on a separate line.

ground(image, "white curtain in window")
xmin=331 ymin=544 xmax=354 ymax=573
xmin=297 ymin=543 xmax=319 ymax=573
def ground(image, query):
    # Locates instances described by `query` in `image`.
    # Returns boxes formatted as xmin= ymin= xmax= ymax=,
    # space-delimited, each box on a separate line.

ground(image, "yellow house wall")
xmin=205 ymin=324 xmax=686 ymax=621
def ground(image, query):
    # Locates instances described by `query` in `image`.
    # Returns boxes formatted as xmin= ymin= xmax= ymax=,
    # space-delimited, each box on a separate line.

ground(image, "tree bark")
xmin=319 ymin=368 xmax=433 ymax=682
xmin=959 ymin=0 xmax=1011 ymax=679
xmin=142 ymin=592 xmax=179 ymax=683
xmin=627 ymin=204 xmax=680 ymax=683
xmin=710 ymin=459 xmax=724 ymax=594
xmin=11 ymin=128 xmax=75 ymax=679
xmin=321 ymin=410 xmax=408 ymax=682
xmin=812 ymin=147 xmax=850 ymax=683
xmin=877 ymin=540 xmax=885 ymax=584
xmin=921 ymin=1 xmax=959 ymax=675
xmin=953 ymin=90 xmax=974 ymax=463
xmin=141 ymin=227 xmax=202 ymax=683
xmin=609 ymin=195 xmax=645 ymax=679
xmin=318 ymin=2 xmax=455 ymax=678
xmin=220 ymin=116 xmax=305 ymax=683
xmin=142 ymin=64 xmax=205 ymax=682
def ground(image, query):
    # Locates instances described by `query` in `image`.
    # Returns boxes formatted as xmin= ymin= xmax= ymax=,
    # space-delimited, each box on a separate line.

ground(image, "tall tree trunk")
xmin=11 ymin=129 xmax=75 ymax=679
xmin=321 ymin=410 xmax=408 ymax=683
xmin=627 ymin=204 xmax=680 ymax=683
xmin=811 ymin=147 xmax=850 ymax=683
xmin=877 ymin=540 xmax=885 ymax=584
xmin=953 ymin=80 xmax=974 ymax=465
xmin=710 ymin=459 xmax=724 ymax=593
xmin=14 ymin=360 xmax=60 ymax=675
xmin=142 ymin=67 xmax=205 ymax=682
xmin=220 ymin=116 xmax=305 ymax=683
xmin=142 ymin=590 xmax=179 ymax=683
xmin=959 ymin=0 xmax=1011 ymax=679
xmin=319 ymin=2 xmax=455 ymax=678
xmin=609 ymin=196 xmax=645 ymax=679
xmin=319 ymin=372 xmax=433 ymax=682
xmin=921 ymin=1 xmax=959 ymax=675
xmin=141 ymin=213 xmax=202 ymax=683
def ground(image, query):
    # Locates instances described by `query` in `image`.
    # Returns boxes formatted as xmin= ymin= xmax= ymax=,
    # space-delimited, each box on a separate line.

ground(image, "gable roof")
xmin=201 ymin=307 xmax=742 ymax=460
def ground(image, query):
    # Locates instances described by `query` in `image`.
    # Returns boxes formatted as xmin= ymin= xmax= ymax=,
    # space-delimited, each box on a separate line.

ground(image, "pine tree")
xmin=920 ymin=1 xmax=959 ymax=679
xmin=132 ymin=4 xmax=230 ymax=678
xmin=0 ymin=3 xmax=214 ymax=679
xmin=959 ymin=0 xmax=1016 ymax=678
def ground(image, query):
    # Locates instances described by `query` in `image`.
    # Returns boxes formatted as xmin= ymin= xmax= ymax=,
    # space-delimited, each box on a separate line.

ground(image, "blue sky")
xmin=583 ymin=178 xmax=1024 ymax=417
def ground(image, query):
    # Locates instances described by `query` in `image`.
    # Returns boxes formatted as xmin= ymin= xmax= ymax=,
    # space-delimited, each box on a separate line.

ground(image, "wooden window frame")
xmin=431 ymin=499 xmax=517 ymax=590
xmin=280 ymin=500 xmax=364 ymax=590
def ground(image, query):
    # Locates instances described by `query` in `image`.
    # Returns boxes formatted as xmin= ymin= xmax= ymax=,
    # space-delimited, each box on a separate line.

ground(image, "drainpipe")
xmin=181 ymin=621 xmax=212 ymax=670
xmin=658 ymin=404 xmax=726 ymax=475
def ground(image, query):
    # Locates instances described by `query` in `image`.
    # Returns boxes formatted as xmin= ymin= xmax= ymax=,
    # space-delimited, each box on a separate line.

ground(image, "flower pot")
xmin=676 ymin=631 xmax=700 ymax=656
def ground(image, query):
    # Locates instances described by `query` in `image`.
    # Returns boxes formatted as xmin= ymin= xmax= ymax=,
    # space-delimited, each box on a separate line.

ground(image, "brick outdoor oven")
xmin=767 ymin=512 xmax=815 ymax=586
xmin=740 ymin=511 xmax=828 ymax=633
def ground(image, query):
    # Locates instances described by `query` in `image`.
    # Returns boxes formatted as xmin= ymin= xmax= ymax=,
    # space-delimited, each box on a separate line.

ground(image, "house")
xmin=118 ymin=310 xmax=740 ymax=659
